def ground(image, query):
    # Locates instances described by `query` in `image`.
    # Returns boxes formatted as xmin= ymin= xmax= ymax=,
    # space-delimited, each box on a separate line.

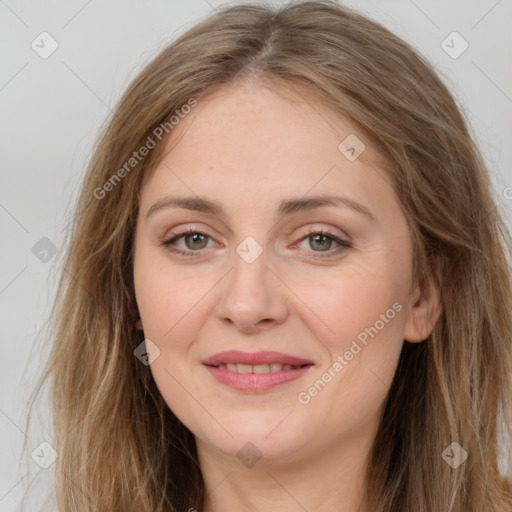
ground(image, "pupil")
xmin=187 ymin=233 xmax=207 ymax=249
xmin=312 ymin=234 xmax=330 ymax=251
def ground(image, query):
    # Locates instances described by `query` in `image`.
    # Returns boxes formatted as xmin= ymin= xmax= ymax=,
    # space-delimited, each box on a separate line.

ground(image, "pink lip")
xmin=201 ymin=350 xmax=314 ymax=392
xmin=204 ymin=365 xmax=313 ymax=392
xmin=201 ymin=350 xmax=313 ymax=366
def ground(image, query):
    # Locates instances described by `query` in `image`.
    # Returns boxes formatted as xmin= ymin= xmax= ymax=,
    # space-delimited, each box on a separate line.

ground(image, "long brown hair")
xmin=24 ymin=1 xmax=512 ymax=510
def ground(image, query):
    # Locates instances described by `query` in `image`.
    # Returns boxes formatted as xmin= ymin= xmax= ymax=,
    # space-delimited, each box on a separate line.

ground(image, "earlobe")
xmin=403 ymin=262 xmax=443 ymax=343
xmin=135 ymin=318 xmax=144 ymax=330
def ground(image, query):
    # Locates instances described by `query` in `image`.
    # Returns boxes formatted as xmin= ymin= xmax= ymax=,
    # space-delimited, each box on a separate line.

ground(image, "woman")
xmin=26 ymin=1 xmax=512 ymax=510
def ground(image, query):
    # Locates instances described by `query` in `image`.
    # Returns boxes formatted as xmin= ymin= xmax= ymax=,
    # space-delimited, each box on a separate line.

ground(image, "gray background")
xmin=1 ymin=0 xmax=511 ymax=509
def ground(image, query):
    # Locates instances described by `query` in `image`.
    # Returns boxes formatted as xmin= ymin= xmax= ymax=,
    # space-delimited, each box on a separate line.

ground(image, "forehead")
xmin=139 ymin=80 xmax=393 ymax=214
xmin=163 ymin=81 xmax=379 ymax=161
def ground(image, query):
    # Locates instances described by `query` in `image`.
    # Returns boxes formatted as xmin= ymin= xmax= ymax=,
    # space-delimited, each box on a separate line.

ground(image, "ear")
xmin=403 ymin=259 xmax=443 ymax=343
xmin=135 ymin=318 xmax=144 ymax=330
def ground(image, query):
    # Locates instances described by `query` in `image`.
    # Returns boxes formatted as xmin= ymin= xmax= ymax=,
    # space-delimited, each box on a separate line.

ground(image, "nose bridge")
xmin=216 ymin=241 xmax=289 ymax=332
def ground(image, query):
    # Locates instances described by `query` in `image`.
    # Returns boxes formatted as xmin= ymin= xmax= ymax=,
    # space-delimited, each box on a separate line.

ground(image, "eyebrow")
xmin=146 ymin=194 xmax=376 ymax=222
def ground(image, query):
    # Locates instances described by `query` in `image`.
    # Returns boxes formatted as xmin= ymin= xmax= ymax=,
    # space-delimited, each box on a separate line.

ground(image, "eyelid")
xmin=161 ymin=224 xmax=222 ymax=243
xmin=290 ymin=228 xmax=352 ymax=259
xmin=293 ymin=224 xmax=351 ymax=244
xmin=161 ymin=227 xmax=221 ymax=252
xmin=160 ymin=225 xmax=352 ymax=259
xmin=162 ymin=223 xmax=349 ymax=243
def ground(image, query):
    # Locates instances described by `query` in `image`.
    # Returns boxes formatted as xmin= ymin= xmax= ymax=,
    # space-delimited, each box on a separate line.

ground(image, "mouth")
xmin=206 ymin=362 xmax=311 ymax=372
xmin=201 ymin=349 xmax=314 ymax=367
xmin=201 ymin=351 xmax=315 ymax=392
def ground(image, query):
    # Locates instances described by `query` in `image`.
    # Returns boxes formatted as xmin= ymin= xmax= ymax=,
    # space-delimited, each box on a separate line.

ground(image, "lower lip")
xmin=203 ymin=364 xmax=313 ymax=392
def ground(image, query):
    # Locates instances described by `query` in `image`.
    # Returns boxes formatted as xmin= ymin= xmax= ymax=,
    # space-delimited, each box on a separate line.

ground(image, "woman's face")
xmin=133 ymin=81 xmax=434 ymax=466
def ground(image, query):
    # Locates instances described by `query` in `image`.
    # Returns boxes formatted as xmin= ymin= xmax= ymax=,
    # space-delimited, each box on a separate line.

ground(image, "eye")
xmin=161 ymin=228 xmax=218 ymax=256
xmin=160 ymin=227 xmax=352 ymax=259
xmin=293 ymin=228 xmax=352 ymax=258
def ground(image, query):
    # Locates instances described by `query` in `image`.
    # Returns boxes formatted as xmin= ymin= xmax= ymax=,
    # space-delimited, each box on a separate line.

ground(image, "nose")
xmin=215 ymin=250 xmax=290 ymax=334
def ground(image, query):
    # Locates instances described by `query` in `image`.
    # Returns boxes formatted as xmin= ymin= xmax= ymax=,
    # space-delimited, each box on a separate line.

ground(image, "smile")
xmin=203 ymin=362 xmax=314 ymax=392
xmin=212 ymin=363 xmax=306 ymax=372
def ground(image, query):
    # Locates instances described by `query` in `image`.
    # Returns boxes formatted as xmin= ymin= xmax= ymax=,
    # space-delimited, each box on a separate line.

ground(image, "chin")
xmin=194 ymin=412 xmax=314 ymax=465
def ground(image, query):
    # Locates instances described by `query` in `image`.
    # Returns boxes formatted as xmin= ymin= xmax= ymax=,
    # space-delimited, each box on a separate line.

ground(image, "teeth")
xmin=215 ymin=363 xmax=302 ymax=373
xmin=236 ymin=363 xmax=252 ymax=373
xmin=253 ymin=364 xmax=270 ymax=374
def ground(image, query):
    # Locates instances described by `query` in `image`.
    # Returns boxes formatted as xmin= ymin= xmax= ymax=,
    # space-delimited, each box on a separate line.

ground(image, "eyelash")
xmin=160 ymin=227 xmax=352 ymax=259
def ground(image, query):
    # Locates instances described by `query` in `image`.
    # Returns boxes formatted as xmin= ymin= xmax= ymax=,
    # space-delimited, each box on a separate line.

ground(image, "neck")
xmin=197 ymin=432 xmax=372 ymax=512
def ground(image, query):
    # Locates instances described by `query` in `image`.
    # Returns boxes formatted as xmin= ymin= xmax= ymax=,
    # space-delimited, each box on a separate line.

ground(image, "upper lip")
xmin=202 ymin=350 xmax=314 ymax=366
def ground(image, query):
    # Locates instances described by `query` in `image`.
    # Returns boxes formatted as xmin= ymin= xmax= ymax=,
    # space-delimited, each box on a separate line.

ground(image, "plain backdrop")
xmin=1 ymin=0 xmax=511 ymax=510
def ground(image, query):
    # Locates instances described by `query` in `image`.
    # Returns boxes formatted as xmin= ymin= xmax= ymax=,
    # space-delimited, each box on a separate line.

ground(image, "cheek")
xmin=290 ymin=260 xmax=408 ymax=408
xmin=295 ymin=262 xmax=407 ymax=347
xmin=134 ymin=248 xmax=206 ymax=341
xmin=133 ymin=250 xmax=217 ymax=409
xmin=291 ymin=270 xmax=406 ymax=437
xmin=134 ymin=258 xmax=212 ymax=431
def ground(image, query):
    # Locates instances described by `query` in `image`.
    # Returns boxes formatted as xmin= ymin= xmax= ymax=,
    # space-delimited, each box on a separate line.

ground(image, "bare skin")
xmin=133 ymin=80 xmax=441 ymax=512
